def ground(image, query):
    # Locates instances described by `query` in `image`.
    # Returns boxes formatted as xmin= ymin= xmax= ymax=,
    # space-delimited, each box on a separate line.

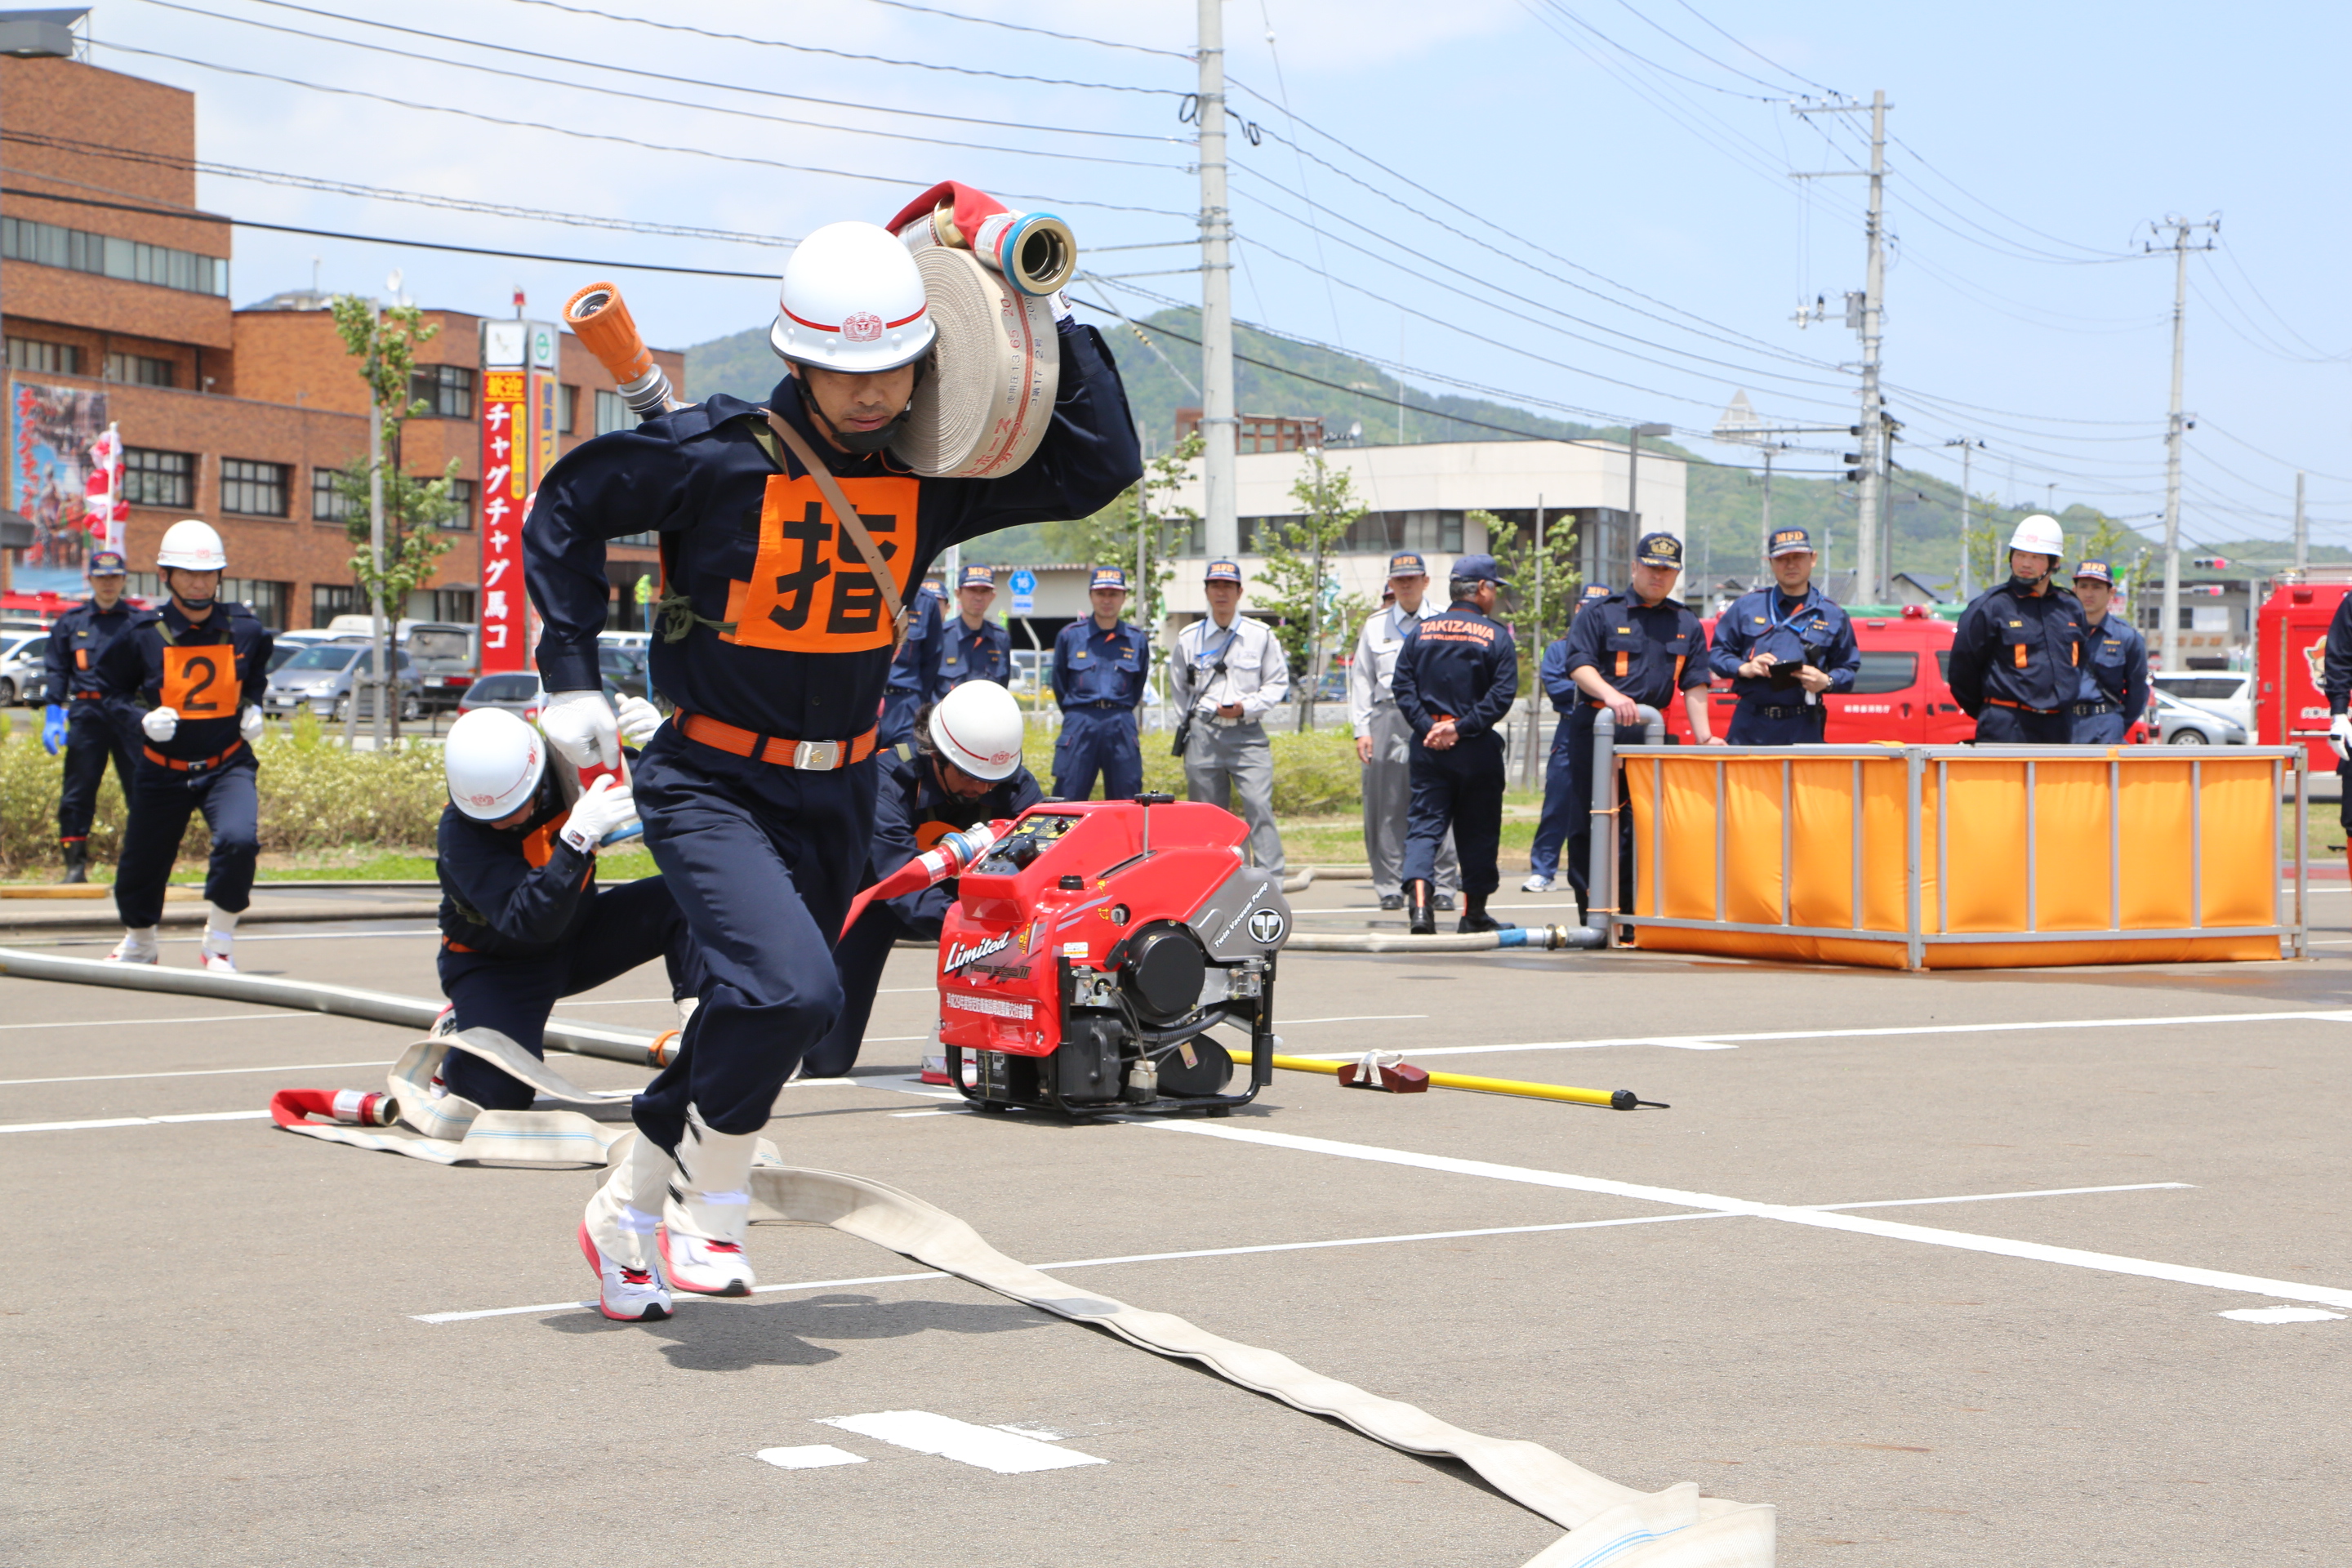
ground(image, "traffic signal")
xmin=2189 ymin=556 xmax=2230 ymax=569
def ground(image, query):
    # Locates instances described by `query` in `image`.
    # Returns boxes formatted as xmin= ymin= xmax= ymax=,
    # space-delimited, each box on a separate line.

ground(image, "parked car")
xmin=599 ymin=629 xmax=652 ymax=653
xmin=2150 ymin=670 xmax=2253 ymax=734
xmin=2154 ymin=688 xmax=2246 ymax=746
xmin=266 ymin=628 xmax=367 ymax=675
xmin=0 ymin=630 xmax=51 ymax=705
xmin=598 ymin=643 xmax=650 ymax=702
xmin=456 ymin=670 xmax=624 ymax=724
xmin=263 ymin=644 xmax=423 ymax=722
xmin=404 ymin=621 xmax=478 ymax=711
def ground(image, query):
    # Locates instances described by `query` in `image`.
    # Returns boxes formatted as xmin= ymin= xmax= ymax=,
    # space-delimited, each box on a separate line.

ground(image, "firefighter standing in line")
xmin=1348 ymin=550 xmax=1458 ymax=911
xmin=96 ymin=520 xmax=273 ymax=971
xmin=878 ymin=573 xmax=947 ymax=746
xmin=810 ymin=681 xmax=1043 ymax=1083
xmin=1171 ymin=559 xmax=1290 ymax=876
xmin=1709 ymin=525 xmax=1860 ymax=743
xmin=41 ymin=549 xmax=140 ymax=884
xmin=1524 ymin=581 xmax=1615 ymax=893
xmin=529 ymin=216 xmax=1140 ymax=1311
xmin=1049 ymin=566 xmax=1148 ymax=800
xmin=2068 ymin=560 xmax=2149 ymax=744
xmin=933 ymin=563 xmax=1013 ymax=696
xmin=1948 ymin=514 xmax=2086 ymax=745
xmin=1557 ymin=534 xmax=1720 ymax=921
xmin=1391 ymin=555 xmax=1517 ymax=936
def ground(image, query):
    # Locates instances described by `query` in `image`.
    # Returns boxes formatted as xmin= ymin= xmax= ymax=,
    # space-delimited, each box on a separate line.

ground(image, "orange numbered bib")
xmin=719 ymin=473 xmax=920 ymax=654
xmin=160 ymin=644 xmax=235 ymax=718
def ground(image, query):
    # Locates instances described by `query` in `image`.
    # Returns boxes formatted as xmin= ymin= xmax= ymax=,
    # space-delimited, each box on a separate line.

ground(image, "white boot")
xmin=105 ymin=926 xmax=159 ymax=964
xmin=580 ymin=1131 xmax=677 ymax=1322
xmin=198 ymin=905 xmax=238 ymax=972
xmin=659 ymin=1110 xmax=760 ymax=1297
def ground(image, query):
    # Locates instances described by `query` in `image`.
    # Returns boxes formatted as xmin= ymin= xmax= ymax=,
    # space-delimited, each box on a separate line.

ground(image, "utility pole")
xmin=1626 ymin=422 xmax=1670 ymax=573
xmin=1944 ymin=436 xmax=1981 ymax=603
xmin=2294 ymin=470 xmax=2307 ymax=573
xmin=2149 ymin=214 xmax=2218 ymax=671
xmin=1196 ymin=0 xmax=1237 ymax=560
xmin=1792 ymin=92 xmax=1891 ymax=603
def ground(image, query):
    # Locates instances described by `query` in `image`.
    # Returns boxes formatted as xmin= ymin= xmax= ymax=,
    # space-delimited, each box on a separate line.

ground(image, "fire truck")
xmin=2255 ymin=572 xmax=2352 ymax=773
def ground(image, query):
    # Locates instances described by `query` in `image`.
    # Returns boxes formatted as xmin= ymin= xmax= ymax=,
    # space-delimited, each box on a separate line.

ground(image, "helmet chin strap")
xmin=796 ymin=373 xmax=909 ymax=456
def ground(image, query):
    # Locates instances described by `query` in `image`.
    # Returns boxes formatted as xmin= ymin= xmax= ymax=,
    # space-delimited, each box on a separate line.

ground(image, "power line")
xmin=856 ymin=0 xmax=1192 ymax=60
xmin=1664 ymin=0 xmax=1838 ymax=96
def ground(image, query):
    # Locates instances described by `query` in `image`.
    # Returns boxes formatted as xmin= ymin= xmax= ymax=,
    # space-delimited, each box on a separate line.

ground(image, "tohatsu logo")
xmin=944 ymin=931 xmax=1014 ymax=971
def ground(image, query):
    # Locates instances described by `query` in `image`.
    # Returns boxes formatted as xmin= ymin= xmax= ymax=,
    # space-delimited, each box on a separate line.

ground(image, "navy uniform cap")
xmin=960 ymin=564 xmax=996 ymax=589
xmin=1766 ymin=526 xmax=1813 ymax=558
xmin=1089 ymin=566 xmax=1129 ymax=591
xmin=1634 ymin=532 xmax=1683 ymax=568
xmin=87 ymin=550 xmax=127 ymax=576
xmin=1204 ymin=559 xmax=1243 ymax=584
xmin=1387 ymin=550 xmax=1428 ymax=579
xmin=1450 ymin=553 xmax=1507 ymax=584
xmin=2072 ymin=559 xmax=2113 ymax=586
xmin=1579 ymin=582 xmax=1610 ymax=604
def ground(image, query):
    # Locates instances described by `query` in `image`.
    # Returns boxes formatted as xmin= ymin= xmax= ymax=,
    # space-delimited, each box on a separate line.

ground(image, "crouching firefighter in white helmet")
xmin=96 ymin=520 xmax=272 ymax=969
xmin=530 ymin=212 xmax=1142 ymax=1307
xmin=807 ymin=679 xmax=1043 ymax=1081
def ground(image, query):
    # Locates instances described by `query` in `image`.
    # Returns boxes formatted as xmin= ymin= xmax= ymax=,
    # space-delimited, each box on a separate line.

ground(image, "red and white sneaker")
xmin=657 ymin=1227 xmax=753 ymax=1297
xmin=577 ymin=1221 xmax=671 ymax=1322
xmin=198 ymin=947 xmax=238 ymax=973
xmin=106 ymin=930 xmax=158 ymax=964
xmin=659 ymin=1115 xmax=760 ymax=1296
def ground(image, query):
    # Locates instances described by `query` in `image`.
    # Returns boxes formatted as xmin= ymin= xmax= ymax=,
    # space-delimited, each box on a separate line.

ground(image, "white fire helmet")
xmin=929 ymin=679 xmax=1024 ymax=782
xmin=768 ymin=220 xmax=936 ymax=374
xmin=154 ymin=518 xmax=227 ymax=572
xmin=444 ymin=707 xmax=547 ymax=822
xmin=2007 ymin=514 xmax=2065 ymax=559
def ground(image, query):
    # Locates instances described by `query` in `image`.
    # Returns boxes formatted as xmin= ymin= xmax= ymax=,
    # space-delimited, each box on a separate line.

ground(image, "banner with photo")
xmin=11 ymin=381 xmax=109 ymax=593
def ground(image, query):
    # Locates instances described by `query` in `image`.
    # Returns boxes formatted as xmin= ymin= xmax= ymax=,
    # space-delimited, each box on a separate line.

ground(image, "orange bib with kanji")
xmin=719 ymin=473 xmax=920 ymax=653
xmin=159 ymin=644 xmax=236 ymax=718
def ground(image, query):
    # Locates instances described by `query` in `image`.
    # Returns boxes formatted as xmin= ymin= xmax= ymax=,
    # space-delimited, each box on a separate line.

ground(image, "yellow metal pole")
xmin=1226 ymin=1049 xmax=1659 ymax=1110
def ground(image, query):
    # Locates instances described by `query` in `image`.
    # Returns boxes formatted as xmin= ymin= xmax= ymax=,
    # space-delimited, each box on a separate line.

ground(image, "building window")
xmin=220 ymin=458 xmax=290 ymax=517
xmin=6 ymin=336 xmax=81 ymax=375
xmin=311 ymin=466 xmax=352 ymax=523
xmin=225 ymin=578 xmax=288 ymax=630
xmin=127 ymin=571 xmax=161 ymax=602
xmin=594 ymin=389 xmax=630 ymax=435
xmin=442 ymin=478 xmax=475 ymax=531
xmin=0 ymin=215 xmax=228 ymax=296
xmin=103 ymin=351 xmax=174 ymax=387
xmin=123 ymin=448 xmax=196 ymax=509
xmin=405 ymin=587 xmax=477 ymax=623
xmin=311 ymin=583 xmax=358 ymax=626
xmin=408 ymin=363 xmax=475 ymax=419
xmin=558 ymin=383 xmax=578 ymax=434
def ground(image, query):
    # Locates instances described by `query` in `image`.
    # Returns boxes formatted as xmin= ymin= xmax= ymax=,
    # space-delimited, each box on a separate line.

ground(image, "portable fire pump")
xmin=844 ymin=792 xmax=1286 ymax=1117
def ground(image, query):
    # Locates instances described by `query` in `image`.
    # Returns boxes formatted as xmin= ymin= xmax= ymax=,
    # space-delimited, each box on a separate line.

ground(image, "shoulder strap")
xmin=759 ymin=408 xmax=909 ymax=648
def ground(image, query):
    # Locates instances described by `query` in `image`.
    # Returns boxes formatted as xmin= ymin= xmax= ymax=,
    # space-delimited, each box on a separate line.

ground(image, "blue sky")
xmin=81 ymin=0 xmax=2351 ymax=554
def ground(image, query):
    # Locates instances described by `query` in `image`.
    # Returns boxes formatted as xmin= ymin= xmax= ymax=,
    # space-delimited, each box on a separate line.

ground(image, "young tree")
xmin=327 ymin=296 xmax=460 ymax=741
xmin=1257 ymin=447 xmax=1373 ymax=732
xmin=1476 ymin=507 xmax=1582 ymax=684
xmin=1083 ymin=430 xmax=1196 ymax=642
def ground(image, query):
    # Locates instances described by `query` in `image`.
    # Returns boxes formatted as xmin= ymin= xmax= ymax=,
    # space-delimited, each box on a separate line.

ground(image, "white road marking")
xmin=0 ymin=1058 xmax=394 ymax=1087
xmin=891 ymin=1110 xmax=960 ymax=1119
xmin=551 ymin=998 xmax=673 ymax=1008
xmin=755 ymin=1445 xmax=866 ymax=1470
xmin=991 ymin=1424 xmax=1071 ymax=1441
xmin=0 ymin=1012 xmax=312 ymax=1035
xmin=2218 ymin=1307 xmax=2344 ymax=1324
xmin=814 ymin=1411 xmax=1105 ymax=1473
xmin=1276 ymin=1013 xmax=1428 ymax=1026
xmin=1148 ymin=1120 xmax=2352 ymax=1311
xmin=0 ymin=1109 xmax=272 ymax=1134
xmin=412 ymin=1183 xmax=2185 ymax=1324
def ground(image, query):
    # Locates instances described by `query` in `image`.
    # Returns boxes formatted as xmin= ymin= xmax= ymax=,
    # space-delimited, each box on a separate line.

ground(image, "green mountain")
xmin=684 ymin=312 xmax=2191 ymax=594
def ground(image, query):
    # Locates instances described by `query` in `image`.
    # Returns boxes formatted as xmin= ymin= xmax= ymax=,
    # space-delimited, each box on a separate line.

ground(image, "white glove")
xmin=2331 ymin=713 xmax=2352 ymax=762
xmin=559 ymin=774 xmax=638 ymax=853
xmin=613 ymin=694 xmax=663 ymax=747
xmin=240 ymin=705 xmax=264 ymax=745
xmin=141 ymin=706 xmax=179 ymax=742
xmin=540 ymin=688 xmax=621 ymax=773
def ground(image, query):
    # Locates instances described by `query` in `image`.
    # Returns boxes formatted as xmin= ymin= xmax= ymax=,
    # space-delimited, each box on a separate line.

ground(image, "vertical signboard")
xmin=11 ymin=381 xmax=107 ymax=592
xmin=478 ymin=320 xmax=529 ymax=672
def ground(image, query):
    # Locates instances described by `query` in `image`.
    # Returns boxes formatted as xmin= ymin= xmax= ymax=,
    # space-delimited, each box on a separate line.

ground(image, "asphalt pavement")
xmin=4 ymin=875 xmax=2349 ymax=1566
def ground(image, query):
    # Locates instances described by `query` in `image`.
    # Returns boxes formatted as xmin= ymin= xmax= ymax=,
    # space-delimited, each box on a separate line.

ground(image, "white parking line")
xmin=0 ymin=1012 xmax=310 ymax=1034
xmin=411 ymin=1182 xmax=2185 ymax=1324
xmin=815 ymin=1411 xmax=1105 ymax=1472
xmin=0 ymin=1058 xmax=391 ymax=1087
xmin=1149 ymin=1120 xmax=2352 ymax=1311
xmin=0 ymin=1109 xmax=272 ymax=1134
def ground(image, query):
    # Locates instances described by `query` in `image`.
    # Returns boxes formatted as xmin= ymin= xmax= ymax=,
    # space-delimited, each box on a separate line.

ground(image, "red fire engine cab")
xmin=2256 ymin=574 xmax=2352 ymax=773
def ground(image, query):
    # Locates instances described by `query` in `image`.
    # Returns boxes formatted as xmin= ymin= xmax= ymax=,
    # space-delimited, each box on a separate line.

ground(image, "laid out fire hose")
xmin=0 ymin=947 xmax=1771 ymax=1565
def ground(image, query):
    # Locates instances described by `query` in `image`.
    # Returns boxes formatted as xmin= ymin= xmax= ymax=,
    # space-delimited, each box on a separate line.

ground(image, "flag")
xmin=84 ymin=422 xmax=125 ymax=551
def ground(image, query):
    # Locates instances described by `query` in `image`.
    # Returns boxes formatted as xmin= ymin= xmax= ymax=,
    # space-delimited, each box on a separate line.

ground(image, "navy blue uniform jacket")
xmin=871 ymin=746 xmax=1044 ymax=927
xmin=1708 ymin=585 xmax=1861 ymax=699
xmin=885 ymin=584 xmax=948 ymax=702
xmin=524 ymin=318 xmax=1141 ymax=742
xmin=2077 ymin=613 xmax=2149 ymax=715
xmin=95 ymin=601 xmax=272 ymax=762
xmin=435 ymin=791 xmax=604 ymax=960
xmin=933 ymin=615 xmax=1013 ymax=695
xmin=1392 ymin=604 xmax=1517 ymax=738
xmin=45 ymin=599 xmax=138 ymax=700
xmin=2323 ymin=592 xmax=2352 ymax=716
xmin=1052 ymin=617 xmax=1150 ymax=709
xmin=1561 ymin=591 xmax=1711 ymax=710
xmin=1948 ymin=577 xmax=2086 ymax=717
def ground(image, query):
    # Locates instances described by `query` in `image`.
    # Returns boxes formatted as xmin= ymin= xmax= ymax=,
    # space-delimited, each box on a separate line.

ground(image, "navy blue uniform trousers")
xmin=628 ymin=725 xmax=871 ymax=1152
xmin=2069 ymin=706 xmax=2128 ymax=744
xmin=438 ymin=875 xmax=697 ymax=1111
xmin=1402 ymin=731 xmax=1506 ymax=897
xmin=806 ymin=898 xmax=938 ymax=1080
xmin=1724 ymin=699 xmax=1825 ymax=744
xmin=58 ymin=702 xmax=139 ymax=842
xmin=1529 ymin=715 xmax=1582 ymax=880
xmin=1975 ymin=706 xmax=2073 ymax=744
xmin=1054 ymin=706 xmax=1143 ymax=801
xmin=114 ymin=755 xmax=257 ymax=929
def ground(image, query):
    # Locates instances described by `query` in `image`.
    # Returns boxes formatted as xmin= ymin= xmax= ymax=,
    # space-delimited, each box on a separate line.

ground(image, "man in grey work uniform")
xmin=1348 ymin=550 xmax=1457 ymax=911
xmin=1170 ymin=558 xmax=1288 ymax=876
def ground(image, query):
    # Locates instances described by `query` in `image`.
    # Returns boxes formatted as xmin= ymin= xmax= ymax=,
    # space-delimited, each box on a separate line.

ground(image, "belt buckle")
xmin=791 ymin=738 xmax=841 ymax=771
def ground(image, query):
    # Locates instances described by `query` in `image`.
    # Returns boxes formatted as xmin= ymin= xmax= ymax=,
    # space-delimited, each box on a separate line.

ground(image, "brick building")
xmin=0 ymin=54 xmax=679 ymax=634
